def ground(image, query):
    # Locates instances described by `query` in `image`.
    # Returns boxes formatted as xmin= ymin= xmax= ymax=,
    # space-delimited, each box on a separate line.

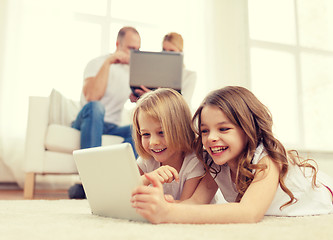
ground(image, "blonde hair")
xmin=163 ymin=32 xmax=184 ymax=52
xmin=133 ymin=88 xmax=195 ymax=159
xmin=192 ymin=86 xmax=318 ymax=209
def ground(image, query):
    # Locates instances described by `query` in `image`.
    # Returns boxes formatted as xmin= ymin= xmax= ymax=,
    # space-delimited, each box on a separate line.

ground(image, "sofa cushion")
xmin=48 ymin=89 xmax=80 ymax=126
xmin=45 ymin=124 xmax=124 ymax=153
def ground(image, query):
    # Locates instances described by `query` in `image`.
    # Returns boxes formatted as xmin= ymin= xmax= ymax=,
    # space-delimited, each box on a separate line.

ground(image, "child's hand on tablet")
xmin=141 ymin=165 xmax=179 ymax=185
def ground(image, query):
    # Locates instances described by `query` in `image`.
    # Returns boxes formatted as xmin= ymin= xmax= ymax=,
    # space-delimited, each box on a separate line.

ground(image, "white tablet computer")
xmin=73 ymin=143 xmax=146 ymax=222
xmin=129 ymin=50 xmax=183 ymax=97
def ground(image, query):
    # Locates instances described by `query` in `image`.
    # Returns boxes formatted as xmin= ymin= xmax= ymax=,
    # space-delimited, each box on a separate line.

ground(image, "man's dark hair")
xmin=117 ymin=26 xmax=139 ymax=43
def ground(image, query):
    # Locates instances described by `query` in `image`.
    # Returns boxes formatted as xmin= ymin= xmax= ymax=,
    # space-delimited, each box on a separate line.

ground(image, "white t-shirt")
xmin=211 ymin=143 xmax=333 ymax=216
xmin=181 ymin=69 xmax=196 ymax=106
xmin=81 ymin=54 xmax=131 ymax=125
xmin=81 ymin=55 xmax=197 ymax=124
xmin=137 ymin=152 xmax=204 ymax=200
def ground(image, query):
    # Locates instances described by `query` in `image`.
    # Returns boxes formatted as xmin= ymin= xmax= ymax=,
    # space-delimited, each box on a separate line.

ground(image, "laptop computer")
xmin=73 ymin=143 xmax=146 ymax=222
xmin=129 ymin=50 xmax=183 ymax=97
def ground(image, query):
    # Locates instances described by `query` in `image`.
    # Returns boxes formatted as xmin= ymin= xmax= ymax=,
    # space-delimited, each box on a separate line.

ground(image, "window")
xmin=248 ymin=0 xmax=333 ymax=151
xmin=71 ymin=0 xmax=206 ymax=104
xmin=9 ymin=0 xmax=206 ymax=105
xmin=1 ymin=0 xmax=207 ymax=149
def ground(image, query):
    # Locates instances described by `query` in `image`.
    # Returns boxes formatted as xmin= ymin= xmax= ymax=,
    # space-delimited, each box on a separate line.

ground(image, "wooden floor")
xmin=0 ymin=183 xmax=69 ymax=200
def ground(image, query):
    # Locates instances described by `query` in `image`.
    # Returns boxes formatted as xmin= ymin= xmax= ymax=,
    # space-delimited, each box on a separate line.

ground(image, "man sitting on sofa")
xmin=69 ymin=26 xmax=141 ymax=199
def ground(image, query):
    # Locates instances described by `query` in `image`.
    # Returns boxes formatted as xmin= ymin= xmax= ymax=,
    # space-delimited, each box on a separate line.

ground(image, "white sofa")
xmin=0 ymin=161 xmax=16 ymax=183
xmin=24 ymin=90 xmax=127 ymax=199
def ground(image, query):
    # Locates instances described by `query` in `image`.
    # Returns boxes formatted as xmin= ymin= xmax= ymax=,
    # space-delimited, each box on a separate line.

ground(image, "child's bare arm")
xmin=180 ymin=173 xmax=218 ymax=204
xmin=178 ymin=177 xmax=201 ymax=202
xmin=132 ymin=156 xmax=280 ymax=224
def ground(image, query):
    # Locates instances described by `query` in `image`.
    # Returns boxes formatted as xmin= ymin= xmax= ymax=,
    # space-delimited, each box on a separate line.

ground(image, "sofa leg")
xmin=24 ymin=172 xmax=36 ymax=199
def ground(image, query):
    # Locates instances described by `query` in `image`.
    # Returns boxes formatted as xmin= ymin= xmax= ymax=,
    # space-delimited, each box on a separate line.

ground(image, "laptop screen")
xmin=129 ymin=50 xmax=183 ymax=96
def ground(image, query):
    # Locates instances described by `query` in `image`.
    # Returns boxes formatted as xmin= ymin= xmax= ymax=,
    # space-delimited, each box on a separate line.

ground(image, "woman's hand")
xmin=134 ymin=85 xmax=151 ymax=97
xmin=129 ymin=85 xmax=151 ymax=103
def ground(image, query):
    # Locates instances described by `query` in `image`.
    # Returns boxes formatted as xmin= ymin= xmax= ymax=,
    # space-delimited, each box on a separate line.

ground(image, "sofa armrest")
xmin=25 ymin=96 xmax=49 ymax=173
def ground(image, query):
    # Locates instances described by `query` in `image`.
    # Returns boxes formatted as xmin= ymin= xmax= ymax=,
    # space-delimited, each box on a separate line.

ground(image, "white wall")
xmin=0 ymin=0 xmax=16 ymax=182
xmin=0 ymin=0 xmax=7 ymax=97
xmin=206 ymin=0 xmax=250 ymax=89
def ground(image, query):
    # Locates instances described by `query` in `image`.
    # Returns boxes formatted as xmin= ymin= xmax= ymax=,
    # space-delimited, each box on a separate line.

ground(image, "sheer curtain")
xmin=0 ymin=0 xmax=210 ymax=186
xmin=0 ymin=0 xmax=84 ymax=186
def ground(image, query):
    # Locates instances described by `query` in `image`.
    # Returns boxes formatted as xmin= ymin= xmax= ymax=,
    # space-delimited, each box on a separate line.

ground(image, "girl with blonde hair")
xmin=133 ymin=88 xmax=205 ymax=201
xmin=131 ymin=86 xmax=333 ymax=224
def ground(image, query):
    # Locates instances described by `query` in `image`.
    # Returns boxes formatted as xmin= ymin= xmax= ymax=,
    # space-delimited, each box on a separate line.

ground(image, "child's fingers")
xmin=131 ymin=184 xmax=155 ymax=196
xmin=155 ymin=167 xmax=173 ymax=183
xmin=164 ymin=194 xmax=175 ymax=203
xmin=131 ymin=175 xmax=168 ymax=224
xmin=145 ymin=172 xmax=164 ymax=189
xmin=156 ymin=170 xmax=169 ymax=182
xmin=167 ymin=166 xmax=180 ymax=182
xmin=159 ymin=165 xmax=179 ymax=182
xmin=131 ymin=184 xmax=162 ymax=205
xmin=154 ymin=166 xmax=180 ymax=183
xmin=131 ymin=192 xmax=155 ymax=205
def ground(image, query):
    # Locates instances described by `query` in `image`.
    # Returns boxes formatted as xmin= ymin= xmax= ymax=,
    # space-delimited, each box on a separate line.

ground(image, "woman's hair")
xmin=133 ymin=88 xmax=195 ymax=159
xmin=163 ymin=32 xmax=184 ymax=52
xmin=192 ymin=86 xmax=318 ymax=208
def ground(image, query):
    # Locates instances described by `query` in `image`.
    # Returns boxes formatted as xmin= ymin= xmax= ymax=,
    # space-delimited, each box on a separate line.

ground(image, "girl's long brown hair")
xmin=192 ymin=86 xmax=317 ymax=208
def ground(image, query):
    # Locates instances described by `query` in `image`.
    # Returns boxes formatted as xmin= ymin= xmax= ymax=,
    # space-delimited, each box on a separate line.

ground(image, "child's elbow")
xmin=245 ymin=210 xmax=265 ymax=223
xmin=248 ymin=215 xmax=263 ymax=223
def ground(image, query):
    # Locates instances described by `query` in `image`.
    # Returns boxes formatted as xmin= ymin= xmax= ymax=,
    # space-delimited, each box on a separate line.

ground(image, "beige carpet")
xmin=0 ymin=200 xmax=332 ymax=240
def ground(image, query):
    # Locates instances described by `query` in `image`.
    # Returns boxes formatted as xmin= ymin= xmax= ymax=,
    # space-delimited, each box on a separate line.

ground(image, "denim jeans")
xmin=71 ymin=101 xmax=137 ymax=157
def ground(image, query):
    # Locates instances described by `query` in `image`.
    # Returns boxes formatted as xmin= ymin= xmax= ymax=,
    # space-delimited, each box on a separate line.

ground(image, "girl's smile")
xmin=210 ymin=146 xmax=229 ymax=155
xmin=151 ymin=147 xmax=167 ymax=154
